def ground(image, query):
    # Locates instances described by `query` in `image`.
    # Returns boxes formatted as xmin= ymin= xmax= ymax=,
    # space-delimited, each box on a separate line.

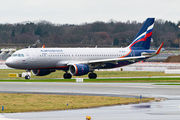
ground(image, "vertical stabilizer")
xmin=129 ymin=18 xmax=155 ymax=49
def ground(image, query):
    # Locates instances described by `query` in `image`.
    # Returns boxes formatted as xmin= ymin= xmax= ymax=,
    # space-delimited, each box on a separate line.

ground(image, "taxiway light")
xmin=2 ymin=106 xmax=4 ymax=111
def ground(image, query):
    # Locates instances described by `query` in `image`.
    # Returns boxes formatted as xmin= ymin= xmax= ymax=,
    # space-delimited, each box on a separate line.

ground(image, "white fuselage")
xmin=6 ymin=47 xmax=134 ymax=70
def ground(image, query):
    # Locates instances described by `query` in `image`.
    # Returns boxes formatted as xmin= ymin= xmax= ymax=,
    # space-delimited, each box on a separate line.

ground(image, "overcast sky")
xmin=1 ymin=0 xmax=180 ymax=24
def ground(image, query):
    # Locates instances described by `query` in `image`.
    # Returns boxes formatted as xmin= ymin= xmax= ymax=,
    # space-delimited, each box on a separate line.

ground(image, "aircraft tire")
xmin=63 ymin=73 xmax=72 ymax=79
xmin=25 ymin=75 xmax=30 ymax=80
xmin=88 ymin=73 xmax=97 ymax=79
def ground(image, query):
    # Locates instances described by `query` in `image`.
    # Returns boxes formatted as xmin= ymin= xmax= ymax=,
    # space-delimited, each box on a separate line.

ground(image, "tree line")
xmin=0 ymin=19 xmax=180 ymax=48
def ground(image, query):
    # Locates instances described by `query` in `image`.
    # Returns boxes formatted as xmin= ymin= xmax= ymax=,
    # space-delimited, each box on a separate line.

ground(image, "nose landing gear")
xmin=24 ymin=70 xmax=31 ymax=80
xmin=25 ymin=75 xmax=31 ymax=79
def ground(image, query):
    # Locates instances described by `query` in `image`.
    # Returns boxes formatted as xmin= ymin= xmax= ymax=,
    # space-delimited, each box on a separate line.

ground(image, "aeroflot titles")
xmin=41 ymin=50 xmax=63 ymax=52
xmin=41 ymin=49 xmax=126 ymax=53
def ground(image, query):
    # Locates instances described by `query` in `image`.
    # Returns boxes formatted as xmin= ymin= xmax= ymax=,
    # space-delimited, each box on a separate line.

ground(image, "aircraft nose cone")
xmin=5 ymin=58 xmax=14 ymax=67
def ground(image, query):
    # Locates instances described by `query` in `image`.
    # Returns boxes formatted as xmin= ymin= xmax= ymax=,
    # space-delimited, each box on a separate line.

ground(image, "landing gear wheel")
xmin=88 ymin=73 xmax=97 ymax=79
xmin=25 ymin=75 xmax=30 ymax=80
xmin=63 ymin=73 xmax=72 ymax=79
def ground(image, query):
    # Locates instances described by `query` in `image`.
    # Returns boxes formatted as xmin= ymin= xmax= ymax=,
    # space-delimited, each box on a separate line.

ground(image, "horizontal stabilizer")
xmin=141 ymin=43 xmax=164 ymax=57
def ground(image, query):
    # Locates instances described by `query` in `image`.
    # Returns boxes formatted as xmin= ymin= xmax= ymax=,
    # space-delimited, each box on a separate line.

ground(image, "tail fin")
xmin=129 ymin=18 xmax=155 ymax=49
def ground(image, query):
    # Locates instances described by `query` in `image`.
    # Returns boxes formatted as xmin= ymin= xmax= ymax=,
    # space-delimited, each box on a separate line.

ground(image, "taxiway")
xmin=0 ymin=82 xmax=180 ymax=120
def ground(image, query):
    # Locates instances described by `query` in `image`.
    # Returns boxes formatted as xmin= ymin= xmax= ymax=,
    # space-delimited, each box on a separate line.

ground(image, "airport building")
xmin=0 ymin=48 xmax=16 ymax=61
xmin=0 ymin=48 xmax=16 ymax=69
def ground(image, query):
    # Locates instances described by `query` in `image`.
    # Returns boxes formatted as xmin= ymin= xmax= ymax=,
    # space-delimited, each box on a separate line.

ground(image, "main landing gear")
xmin=63 ymin=72 xmax=97 ymax=79
xmin=88 ymin=73 xmax=97 ymax=79
xmin=63 ymin=73 xmax=72 ymax=79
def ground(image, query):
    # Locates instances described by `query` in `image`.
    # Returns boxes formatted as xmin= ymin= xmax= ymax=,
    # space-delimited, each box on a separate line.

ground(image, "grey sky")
xmin=1 ymin=0 xmax=179 ymax=24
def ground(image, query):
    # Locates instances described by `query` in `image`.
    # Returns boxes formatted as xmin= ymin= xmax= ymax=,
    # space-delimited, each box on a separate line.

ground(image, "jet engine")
xmin=32 ymin=69 xmax=55 ymax=76
xmin=69 ymin=64 xmax=89 ymax=76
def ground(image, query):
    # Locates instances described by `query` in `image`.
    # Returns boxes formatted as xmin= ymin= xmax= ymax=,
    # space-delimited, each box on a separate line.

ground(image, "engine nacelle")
xmin=32 ymin=69 xmax=55 ymax=76
xmin=69 ymin=64 xmax=89 ymax=76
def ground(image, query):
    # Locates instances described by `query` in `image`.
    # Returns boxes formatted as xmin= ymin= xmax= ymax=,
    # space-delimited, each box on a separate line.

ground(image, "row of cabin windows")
xmin=40 ymin=54 xmax=126 ymax=57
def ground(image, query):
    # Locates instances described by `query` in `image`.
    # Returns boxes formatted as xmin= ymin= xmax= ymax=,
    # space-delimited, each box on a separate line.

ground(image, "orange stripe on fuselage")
xmin=119 ymin=49 xmax=131 ymax=58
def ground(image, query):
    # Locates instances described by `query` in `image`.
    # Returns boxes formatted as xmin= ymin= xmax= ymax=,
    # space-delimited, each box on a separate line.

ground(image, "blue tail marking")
xmin=129 ymin=18 xmax=155 ymax=49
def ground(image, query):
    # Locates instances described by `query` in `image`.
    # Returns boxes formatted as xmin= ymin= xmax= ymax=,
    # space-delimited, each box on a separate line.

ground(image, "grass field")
xmin=1 ymin=69 xmax=180 ymax=79
xmin=0 ymin=69 xmax=180 ymax=82
xmin=0 ymin=93 xmax=154 ymax=113
xmin=0 ymin=78 xmax=180 ymax=83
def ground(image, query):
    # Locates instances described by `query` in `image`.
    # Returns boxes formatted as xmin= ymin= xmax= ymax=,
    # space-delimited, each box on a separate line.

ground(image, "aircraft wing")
xmin=67 ymin=55 xmax=146 ymax=66
xmin=85 ymin=56 xmax=146 ymax=64
xmin=67 ymin=43 xmax=164 ymax=66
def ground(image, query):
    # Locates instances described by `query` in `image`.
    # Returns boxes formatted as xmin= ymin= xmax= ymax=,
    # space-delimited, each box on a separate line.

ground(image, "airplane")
xmin=5 ymin=18 xmax=164 ymax=79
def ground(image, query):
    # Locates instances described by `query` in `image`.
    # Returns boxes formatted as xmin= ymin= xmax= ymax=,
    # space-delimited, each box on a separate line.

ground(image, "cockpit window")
xmin=11 ymin=54 xmax=24 ymax=57
xmin=12 ymin=54 xmax=17 ymax=57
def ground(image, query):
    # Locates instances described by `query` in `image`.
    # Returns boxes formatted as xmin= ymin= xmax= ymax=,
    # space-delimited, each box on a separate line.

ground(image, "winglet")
xmin=155 ymin=42 xmax=164 ymax=54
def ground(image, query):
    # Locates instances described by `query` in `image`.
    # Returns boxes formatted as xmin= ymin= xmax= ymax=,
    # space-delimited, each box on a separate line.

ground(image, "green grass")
xmin=0 ymin=93 xmax=154 ymax=113
xmin=1 ymin=69 xmax=180 ymax=79
xmin=0 ymin=78 xmax=180 ymax=83
xmin=0 ymin=69 xmax=180 ymax=82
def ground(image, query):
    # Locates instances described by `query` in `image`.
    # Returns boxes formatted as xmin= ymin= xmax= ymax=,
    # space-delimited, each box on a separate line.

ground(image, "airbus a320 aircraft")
xmin=5 ymin=18 xmax=163 ymax=79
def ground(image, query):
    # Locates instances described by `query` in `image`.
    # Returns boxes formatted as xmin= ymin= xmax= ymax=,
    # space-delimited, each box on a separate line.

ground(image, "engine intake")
xmin=69 ymin=64 xmax=89 ymax=76
xmin=32 ymin=69 xmax=55 ymax=76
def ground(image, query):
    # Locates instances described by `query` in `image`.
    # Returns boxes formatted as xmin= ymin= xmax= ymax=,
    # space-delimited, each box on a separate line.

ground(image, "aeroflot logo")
xmin=41 ymin=50 xmax=63 ymax=52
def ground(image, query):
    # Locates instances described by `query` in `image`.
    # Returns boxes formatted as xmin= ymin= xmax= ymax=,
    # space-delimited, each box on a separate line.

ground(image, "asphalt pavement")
xmin=0 ymin=82 xmax=180 ymax=120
